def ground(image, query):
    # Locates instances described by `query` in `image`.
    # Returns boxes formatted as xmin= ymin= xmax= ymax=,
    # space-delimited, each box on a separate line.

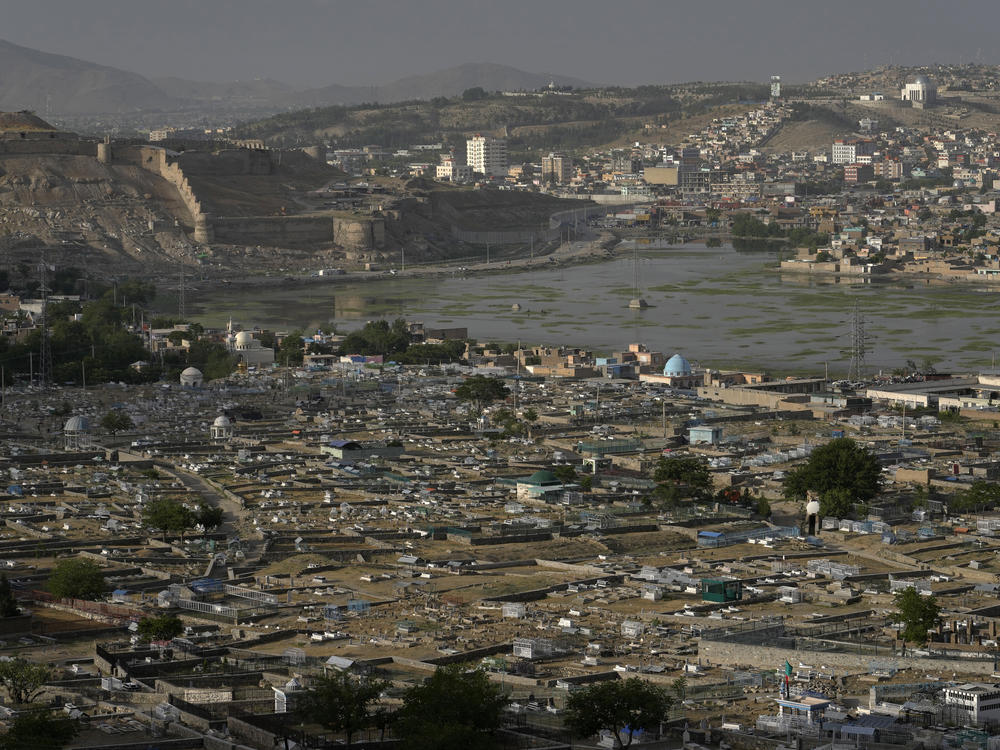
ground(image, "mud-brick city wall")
xmin=698 ymin=638 xmax=993 ymax=675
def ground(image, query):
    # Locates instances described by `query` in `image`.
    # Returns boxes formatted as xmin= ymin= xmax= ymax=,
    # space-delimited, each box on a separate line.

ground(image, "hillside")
xmin=234 ymin=82 xmax=772 ymax=154
xmin=0 ymin=39 xmax=176 ymax=115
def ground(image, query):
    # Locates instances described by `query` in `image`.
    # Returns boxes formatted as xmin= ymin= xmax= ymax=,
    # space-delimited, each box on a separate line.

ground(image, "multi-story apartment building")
xmin=466 ymin=135 xmax=508 ymax=177
xmin=832 ymin=139 xmax=876 ymax=165
xmin=541 ymin=152 xmax=573 ymax=184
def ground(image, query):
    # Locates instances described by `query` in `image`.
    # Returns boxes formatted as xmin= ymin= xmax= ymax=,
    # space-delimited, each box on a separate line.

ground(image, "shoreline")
xmin=189 ymin=231 xmax=623 ymax=295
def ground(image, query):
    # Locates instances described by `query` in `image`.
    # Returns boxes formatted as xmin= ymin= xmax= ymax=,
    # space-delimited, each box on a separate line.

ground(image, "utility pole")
xmin=37 ymin=256 xmax=52 ymax=389
xmin=848 ymin=301 xmax=867 ymax=382
xmin=178 ymin=268 xmax=186 ymax=318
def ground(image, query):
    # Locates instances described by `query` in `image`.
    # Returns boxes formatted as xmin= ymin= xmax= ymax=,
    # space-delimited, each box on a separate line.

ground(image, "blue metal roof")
xmin=329 ymin=440 xmax=361 ymax=448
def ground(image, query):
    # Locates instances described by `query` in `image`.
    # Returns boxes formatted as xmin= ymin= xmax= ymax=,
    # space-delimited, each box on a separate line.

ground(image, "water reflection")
xmin=190 ymin=243 xmax=997 ymax=375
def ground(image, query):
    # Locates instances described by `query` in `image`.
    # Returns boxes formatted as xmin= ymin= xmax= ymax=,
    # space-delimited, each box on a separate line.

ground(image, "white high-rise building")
xmin=466 ymin=135 xmax=508 ymax=177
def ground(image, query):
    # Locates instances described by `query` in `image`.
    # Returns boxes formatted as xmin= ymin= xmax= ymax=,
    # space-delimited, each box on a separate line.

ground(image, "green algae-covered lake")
xmin=190 ymin=242 xmax=1000 ymax=376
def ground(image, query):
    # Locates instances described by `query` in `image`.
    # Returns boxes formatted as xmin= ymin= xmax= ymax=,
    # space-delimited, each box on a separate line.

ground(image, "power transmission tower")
xmin=37 ymin=255 xmax=53 ymax=388
xmin=178 ymin=268 xmax=186 ymax=318
xmin=848 ymin=301 xmax=867 ymax=381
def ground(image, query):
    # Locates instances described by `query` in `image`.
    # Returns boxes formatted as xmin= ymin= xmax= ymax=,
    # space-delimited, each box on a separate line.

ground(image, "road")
xmin=157 ymin=462 xmax=266 ymax=564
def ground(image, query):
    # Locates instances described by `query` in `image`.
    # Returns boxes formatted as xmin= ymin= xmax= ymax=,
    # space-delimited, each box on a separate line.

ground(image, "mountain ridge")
xmin=0 ymin=38 xmax=595 ymax=116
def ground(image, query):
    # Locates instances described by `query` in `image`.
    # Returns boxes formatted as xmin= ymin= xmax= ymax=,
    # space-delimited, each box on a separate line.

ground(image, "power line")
xmin=178 ymin=267 xmax=186 ymax=319
xmin=848 ymin=301 xmax=868 ymax=381
xmin=37 ymin=254 xmax=53 ymax=389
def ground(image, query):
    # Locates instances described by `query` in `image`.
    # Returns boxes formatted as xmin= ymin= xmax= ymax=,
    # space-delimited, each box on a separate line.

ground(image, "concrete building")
xmin=180 ymin=367 xmax=204 ymax=388
xmin=436 ymin=154 xmax=473 ymax=182
xmin=942 ymin=683 xmax=1000 ymax=725
xmin=211 ymin=415 xmax=233 ymax=442
xmin=638 ymin=353 xmax=702 ymax=389
xmin=466 ymin=135 xmax=508 ymax=177
xmin=63 ymin=415 xmax=91 ymax=451
xmin=227 ymin=330 xmax=274 ymax=368
xmin=541 ymin=152 xmax=573 ymax=184
xmin=901 ymin=75 xmax=937 ymax=108
xmin=832 ymin=139 xmax=876 ymax=165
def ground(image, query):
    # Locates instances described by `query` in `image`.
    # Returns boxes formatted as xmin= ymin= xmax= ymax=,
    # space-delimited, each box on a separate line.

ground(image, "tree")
xmin=278 ymin=330 xmax=305 ymax=366
xmin=950 ymin=480 xmax=1000 ymax=514
xmin=100 ymin=409 xmax=133 ymax=436
xmin=522 ymin=407 xmax=538 ymax=438
xmin=892 ymin=587 xmax=940 ymax=644
xmin=0 ymin=709 xmax=76 ymax=750
xmin=454 ymin=376 xmax=510 ymax=415
xmin=0 ymin=573 xmax=19 ymax=617
xmin=462 ymin=87 xmax=488 ymax=101
xmin=755 ymin=496 xmax=772 ymax=519
xmin=142 ymin=498 xmax=195 ymax=540
xmin=395 ymin=664 xmax=508 ymax=750
xmin=819 ymin=487 xmax=855 ymax=518
xmin=782 ymin=438 xmax=881 ymax=504
xmin=652 ymin=455 xmax=711 ymax=499
xmin=552 ymin=464 xmax=578 ymax=483
xmin=297 ymin=671 xmax=388 ymax=749
xmin=47 ymin=558 xmax=106 ymax=600
xmin=137 ymin=614 xmax=184 ymax=641
xmin=564 ymin=677 xmax=673 ymax=749
xmin=196 ymin=503 xmax=225 ymax=531
xmin=0 ymin=659 xmax=51 ymax=704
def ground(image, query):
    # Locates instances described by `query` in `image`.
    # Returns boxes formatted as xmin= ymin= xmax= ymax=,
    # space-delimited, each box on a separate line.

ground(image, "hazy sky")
xmin=4 ymin=0 xmax=999 ymax=88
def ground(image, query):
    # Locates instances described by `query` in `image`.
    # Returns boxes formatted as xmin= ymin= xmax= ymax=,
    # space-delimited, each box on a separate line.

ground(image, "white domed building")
xmin=180 ymin=366 xmax=204 ymax=388
xmin=901 ymin=75 xmax=936 ymax=108
xmin=63 ymin=415 xmax=91 ymax=450
xmin=639 ymin=352 xmax=703 ymax=389
xmin=226 ymin=328 xmax=274 ymax=368
xmin=211 ymin=415 xmax=233 ymax=441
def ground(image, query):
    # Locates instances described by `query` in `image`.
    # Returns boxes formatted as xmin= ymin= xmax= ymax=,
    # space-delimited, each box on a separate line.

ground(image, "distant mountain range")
xmin=0 ymin=39 xmax=595 ymax=116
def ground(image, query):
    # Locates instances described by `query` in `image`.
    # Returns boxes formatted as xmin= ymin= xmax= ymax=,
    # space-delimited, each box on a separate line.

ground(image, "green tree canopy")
xmin=0 ymin=573 xmax=19 ymax=617
xmin=454 ymin=376 xmax=510 ymax=415
xmin=552 ymin=464 xmax=578 ymax=483
xmin=462 ymin=87 xmax=488 ymax=101
xmin=949 ymin=480 xmax=1000 ymax=514
xmin=653 ymin=455 xmax=711 ymax=490
xmin=892 ymin=587 xmax=940 ymax=644
xmin=141 ymin=498 xmax=195 ymax=540
xmin=338 ymin=319 xmax=411 ymax=358
xmin=783 ymin=438 xmax=882 ymax=505
xmin=297 ymin=671 xmax=388 ymax=748
xmin=196 ymin=503 xmax=225 ymax=531
xmin=395 ymin=664 xmax=508 ymax=750
xmin=0 ymin=709 xmax=76 ymax=750
xmin=819 ymin=487 xmax=855 ymax=518
xmin=47 ymin=558 xmax=106 ymax=600
xmin=137 ymin=614 xmax=184 ymax=641
xmin=0 ymin=659 xmax=51 ymax=705
xmin=564 ymin=677 xmax=673 ymax=749
xmin=277 ymin=330 xmax=305 ymax=366
xmin=100 ymin=410 xmax=133 ymax=436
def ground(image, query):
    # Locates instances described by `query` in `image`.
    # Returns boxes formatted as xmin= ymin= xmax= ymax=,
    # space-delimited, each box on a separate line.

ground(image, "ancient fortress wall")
xmin=113 ymin=145 xmax=208 ymax=233
xmin=110 ymin=144 xmax=381 ymax=249
xmin=2 ymin=135 xmax=383 ymax=251
xmin=0 ymin=138 xmax=96 ymax=156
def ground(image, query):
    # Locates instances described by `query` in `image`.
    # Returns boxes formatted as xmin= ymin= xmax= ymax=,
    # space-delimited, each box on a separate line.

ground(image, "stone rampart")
xmin=0 ymin=138 xmax=95 ymax=156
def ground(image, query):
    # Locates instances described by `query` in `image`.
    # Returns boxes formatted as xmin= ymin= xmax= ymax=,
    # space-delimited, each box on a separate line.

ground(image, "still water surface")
xmin=191 ymin=243 xmax=1000 ymax=376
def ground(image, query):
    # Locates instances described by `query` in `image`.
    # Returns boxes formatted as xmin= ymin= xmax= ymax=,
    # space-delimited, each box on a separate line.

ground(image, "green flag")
xmin=784 ymin=660 xmax=793 ymax=676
